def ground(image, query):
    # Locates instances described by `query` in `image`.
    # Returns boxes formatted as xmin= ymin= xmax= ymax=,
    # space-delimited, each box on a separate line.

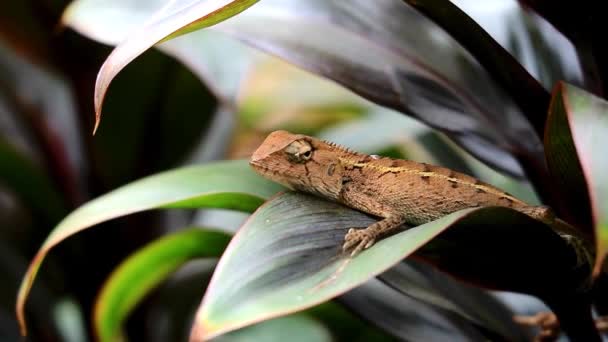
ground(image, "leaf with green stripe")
xmin=94 ymin=228 xmax=231 ymax=342
xmin=191 ymin=192 xmax=585 ymax=340
xmin=16 ymin=160 xmax=284 ymax=335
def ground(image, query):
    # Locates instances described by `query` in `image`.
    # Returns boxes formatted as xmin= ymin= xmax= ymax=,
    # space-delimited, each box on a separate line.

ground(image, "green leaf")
xmin=94 ymin=228 xmax=231 ymax=342
xmin=545 ymin=82 xmax=608 ymax=271
xmin=190 ymin=192 xmax=581 ymax=340
xmin=86 ymin=0 xmax=259 ymax=131
xmin=305 ymin=301 xmax=395 ymax=342
xmin=16 ymin=160 xmax=284 ymax=335
xmin=214 ymin=315 xmax=332 ymax=342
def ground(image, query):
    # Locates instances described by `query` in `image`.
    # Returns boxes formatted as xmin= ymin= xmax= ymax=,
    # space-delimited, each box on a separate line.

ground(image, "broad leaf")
xmin=16 ymin=160 xmax=284 ymax=335
xmin=62 ymin=0 xmax=255 ymax=102
xmin=402 ymin=0 xmax=549 ymax=136
xmin=516 ymin=0 xmax=583 ymax=43
xmin=214 ymin=0 xmax=543 ymax=177
xmin=305 ymin=302 xmax=395 ymax=341
xmin=214 ymin=315 xmax=332 ymax=342
xmin=517 ymin=1 xmax=607 ymax=94
xmin=190 ymin=192 xmax=581 ymax=340
xmin=66 ymin=0 xmax=545 ymax=176
xmin=90 ymin=49 xmax=217 ymax=188
xmin=341 ymin=279 xmax=489 ymax=341
xmin=416 ymin=207 xmax=596 ymax=340
xmin=452 ymin=1 xmax=582 ymax=90
xmin=85 ymin=0 xmax=259 ymax=131
xmin=94 ymin=228 xmax=230 ymax=342
xmin=377 ymin=261 xmax=529 ymax=341
xmin=545 ymin=82 xmax=608 ymax=271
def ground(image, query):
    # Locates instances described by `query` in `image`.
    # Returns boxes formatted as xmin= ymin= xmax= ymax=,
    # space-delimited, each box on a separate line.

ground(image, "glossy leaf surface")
xmin=89 ymin=49 xmax=217 ymax=188
xmin=215 ymin=0 xmax=543 ymax=177
xmin=341 ymin=279 xmax=489 ymax=341
xmin=63 ymin=0 xmax=254 ymax=102
xmin=378 ymin=260 xmax=528 ymax=341
xmin=214 ymin=315 xmax=332 ymax=342
xmin=191 ymin=192 xmax=578 ymax=340
xmin=65 ymin=0 xmax=542 ymax=176
xmin=83 ymin=0 xmax=259 ymax=130
xmin=402 ymin=0 xmax=549 ymax=136
xmin=16 ymin=160 xmax=284 ymax=334
xmin=95 ymin=229 xmax=231 ymax=342
xmin=545 ymin=82 xmax=608 ymax=270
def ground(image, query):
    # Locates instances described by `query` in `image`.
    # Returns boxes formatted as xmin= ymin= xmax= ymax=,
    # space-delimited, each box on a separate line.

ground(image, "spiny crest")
xmin=322 ymin=139 xmax=357 ymax=154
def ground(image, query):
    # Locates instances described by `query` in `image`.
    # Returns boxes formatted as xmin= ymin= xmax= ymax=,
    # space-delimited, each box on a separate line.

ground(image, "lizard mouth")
xmin=249 ymin=160 xmax=276 ymax=177
xmin=248 ymin=158 xmax=265 ymax=170
xmin=248 ymin=161 xmax=294 ymax=189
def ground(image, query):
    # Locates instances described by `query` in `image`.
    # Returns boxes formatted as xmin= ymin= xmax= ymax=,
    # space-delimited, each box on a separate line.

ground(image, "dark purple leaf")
xmin=215 ymin=0 xmax=544 ymax=179
xmin=341 ymin=279 xmax=489 ymax=342
xmin=519 ymin=0 xmax=608 ymax=96
xmin=378 ymin=260 xmax=530 ymax=341
xmin=194 ymin=192 xmax=595 ymax=340
xmin=544 ymin=82 xmax=608 ymax=271
xmin=401 ymin=0 xmax=549 ymax=138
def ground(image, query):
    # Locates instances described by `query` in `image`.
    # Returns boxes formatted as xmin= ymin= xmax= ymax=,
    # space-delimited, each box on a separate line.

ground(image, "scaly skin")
xmin=250 ymin=131 xmax=592 ymax=265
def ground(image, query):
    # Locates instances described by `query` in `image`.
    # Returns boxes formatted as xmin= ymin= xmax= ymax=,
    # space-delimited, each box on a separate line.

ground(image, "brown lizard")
xmin=249 ymin=130 xmax=592 ymax=263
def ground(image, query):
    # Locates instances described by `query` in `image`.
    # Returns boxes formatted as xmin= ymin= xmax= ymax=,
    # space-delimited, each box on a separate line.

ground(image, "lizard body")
xmin=250 ymin=130 xmax=590 ymax=259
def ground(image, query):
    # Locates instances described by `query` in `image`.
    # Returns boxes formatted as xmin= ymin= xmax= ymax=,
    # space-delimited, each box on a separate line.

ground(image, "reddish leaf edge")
xmin=188 ymin=192 xmax=572 ymax=341
xmin=557 ymin=82 xmax=606 ymax=274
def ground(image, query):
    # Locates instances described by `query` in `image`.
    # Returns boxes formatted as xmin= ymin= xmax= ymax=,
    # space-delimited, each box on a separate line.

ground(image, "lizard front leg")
xmin=343 ymin=215 xmax=406 ymax=257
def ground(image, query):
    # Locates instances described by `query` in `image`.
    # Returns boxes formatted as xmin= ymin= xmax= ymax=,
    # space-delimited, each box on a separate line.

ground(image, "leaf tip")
xmin=93 ymin=86 xmax=104 ymax=135
xmin=189 ymin=320 xmax=209 ymax=342
xmin=593 ymin=237 xmax=608 ymax=277
xmin=92 ymin=115 xmax=101 ymax=135
xmin=16 ymin=274 xmax=32 ymax=337
xmin=93 ymin=60 xmax=112 ymax=136
xmin=16 ymin=252 xmax=47 ymax=338
xmin=16 ymin=306 xmax=27 ymax=337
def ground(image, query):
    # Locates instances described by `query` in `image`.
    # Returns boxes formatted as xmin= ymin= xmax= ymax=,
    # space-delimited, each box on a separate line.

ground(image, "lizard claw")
xmin=343 ymin=228 xmax=377 ymax=257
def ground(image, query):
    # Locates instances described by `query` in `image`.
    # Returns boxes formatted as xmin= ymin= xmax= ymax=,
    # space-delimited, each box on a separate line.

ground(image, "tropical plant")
xmin=5 ymin=0 xmax=608 ymax=341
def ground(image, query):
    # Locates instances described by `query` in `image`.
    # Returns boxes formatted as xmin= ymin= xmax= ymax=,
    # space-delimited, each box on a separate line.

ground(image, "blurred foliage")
xmin=2 ymin=0 xmax=608 ymax=341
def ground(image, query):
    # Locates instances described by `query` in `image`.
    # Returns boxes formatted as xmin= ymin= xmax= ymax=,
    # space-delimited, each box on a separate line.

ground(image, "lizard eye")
xmin=301 ymin=150 xmax=312 ymax=160
xmin=284 ymin=140 xmax=313 ymax=163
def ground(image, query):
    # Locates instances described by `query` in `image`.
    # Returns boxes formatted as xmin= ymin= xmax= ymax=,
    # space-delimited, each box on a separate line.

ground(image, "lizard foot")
xmin=342 ymin=228 xmax=377 ymax=257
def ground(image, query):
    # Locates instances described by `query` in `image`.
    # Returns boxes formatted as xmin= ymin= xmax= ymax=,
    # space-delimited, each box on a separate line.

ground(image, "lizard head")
xmin=250 ymin=130 xmax=344 ymax=195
